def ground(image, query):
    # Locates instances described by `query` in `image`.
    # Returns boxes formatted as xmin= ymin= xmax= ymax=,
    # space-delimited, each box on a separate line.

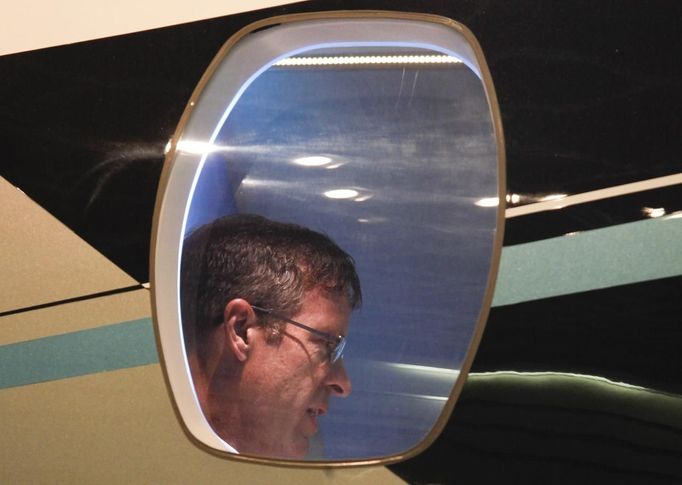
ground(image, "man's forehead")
xmin=296 ymin=287 xmax=352 ymax=332
xmin=304 ymin=287 xmax=352 ymax=311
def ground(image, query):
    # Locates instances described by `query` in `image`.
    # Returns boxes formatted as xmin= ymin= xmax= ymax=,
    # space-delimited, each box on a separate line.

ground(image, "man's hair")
xmin=180 ymin=214 xmax=361 ymax=342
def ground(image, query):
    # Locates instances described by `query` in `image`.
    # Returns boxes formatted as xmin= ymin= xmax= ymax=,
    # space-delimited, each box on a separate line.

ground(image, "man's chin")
xmin=262 ymin=443 xmax=308 ymax=460
xmin=274 ymin=438 xmax=309 ymax=460
xmin=262 ymin=430 xmax=310 ymax=460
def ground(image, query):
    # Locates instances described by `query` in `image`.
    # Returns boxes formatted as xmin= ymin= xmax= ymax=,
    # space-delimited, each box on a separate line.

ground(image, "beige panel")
xmin=0 ymin=177 xmax=138 ymax=314
xmin=0 ymin=364 xmax=404 ymax=484
xmin=1 ymin=0 xmax=302 ymax=56
xmin=0 ymin=289 xmax=150 ymax=346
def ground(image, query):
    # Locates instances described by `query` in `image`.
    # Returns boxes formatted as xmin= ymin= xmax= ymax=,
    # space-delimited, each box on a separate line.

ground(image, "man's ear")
xmin=223 ymin=299 xmax=255 ymax=362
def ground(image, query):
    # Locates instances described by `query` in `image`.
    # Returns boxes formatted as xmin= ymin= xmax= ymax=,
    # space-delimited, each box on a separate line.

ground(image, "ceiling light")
xmin=275 ymin=54 xmax=462 ymax=67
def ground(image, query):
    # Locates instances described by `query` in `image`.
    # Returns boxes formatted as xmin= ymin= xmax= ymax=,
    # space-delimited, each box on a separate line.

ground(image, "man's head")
xmin=180 ymin=214 xmax=361 ymax=458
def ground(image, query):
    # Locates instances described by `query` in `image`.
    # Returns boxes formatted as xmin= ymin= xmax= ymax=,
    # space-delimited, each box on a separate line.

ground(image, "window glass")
xmin=153 ymin=14 xmax=503 ymax=463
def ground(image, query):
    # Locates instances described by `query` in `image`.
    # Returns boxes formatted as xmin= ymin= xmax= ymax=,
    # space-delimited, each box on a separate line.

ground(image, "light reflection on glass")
xmin=293 ymin=156 xmax=333 ymax=167
xmin=356 ymin=216 xmax=387 ymax=224
xmin=475 ymin=197 xmax=499 ymax=207
xmin=176 ymin=140 xmax=229 ymax=155
xmin=386 ymin=361 xmax=459 ymax=376
xmin=324 ymin=188 xmax=360 ymax=199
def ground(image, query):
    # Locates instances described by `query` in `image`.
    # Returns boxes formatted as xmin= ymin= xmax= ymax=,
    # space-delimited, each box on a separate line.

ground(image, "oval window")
xmin=152 ymin=11 xmax=505 ymax=465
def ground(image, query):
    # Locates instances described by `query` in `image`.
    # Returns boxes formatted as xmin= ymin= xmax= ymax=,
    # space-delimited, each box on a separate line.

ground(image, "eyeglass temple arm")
xmin=251 ymin=305 xmax=341 ymax=343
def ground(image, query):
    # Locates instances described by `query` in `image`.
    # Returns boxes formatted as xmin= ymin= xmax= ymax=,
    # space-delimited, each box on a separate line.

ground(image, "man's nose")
xmin=326 ymin=359 xmax=351 ymax=397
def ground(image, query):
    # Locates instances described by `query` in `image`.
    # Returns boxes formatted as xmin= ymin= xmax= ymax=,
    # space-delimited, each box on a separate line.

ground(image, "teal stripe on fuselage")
xmin=1 ymin=215 xmax=681 ymax=388
xmin=0 ymin=318 xmax=157 ymax=389
xmin=493 ymin=215 xmax=682 ymax=306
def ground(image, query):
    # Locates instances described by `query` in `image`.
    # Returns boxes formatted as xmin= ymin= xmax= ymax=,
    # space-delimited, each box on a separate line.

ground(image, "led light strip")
xmin=274 ymin=54 xmax=462 ymax=67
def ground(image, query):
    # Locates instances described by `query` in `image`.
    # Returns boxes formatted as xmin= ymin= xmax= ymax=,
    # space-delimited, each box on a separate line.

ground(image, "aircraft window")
xmin=152 ymin=12 xmax=504 ymax=465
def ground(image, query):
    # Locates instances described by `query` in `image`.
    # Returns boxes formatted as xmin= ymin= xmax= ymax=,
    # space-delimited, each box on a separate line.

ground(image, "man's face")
xmin=238 ymin=287 xmax=352 ymax=459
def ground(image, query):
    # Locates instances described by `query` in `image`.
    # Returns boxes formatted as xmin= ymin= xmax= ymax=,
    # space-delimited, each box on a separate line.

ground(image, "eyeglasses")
xmin=251 ymin=305 xmax=346 ymax=364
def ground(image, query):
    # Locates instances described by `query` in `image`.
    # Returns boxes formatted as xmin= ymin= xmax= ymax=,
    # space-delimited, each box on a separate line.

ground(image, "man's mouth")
xmin=302 ymin=400 xmax=329 ymax=438
xmin=302 ymin=407 xmax=325 ymax=437
xmin=306 ymin=407 xmax=326 ymax=418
